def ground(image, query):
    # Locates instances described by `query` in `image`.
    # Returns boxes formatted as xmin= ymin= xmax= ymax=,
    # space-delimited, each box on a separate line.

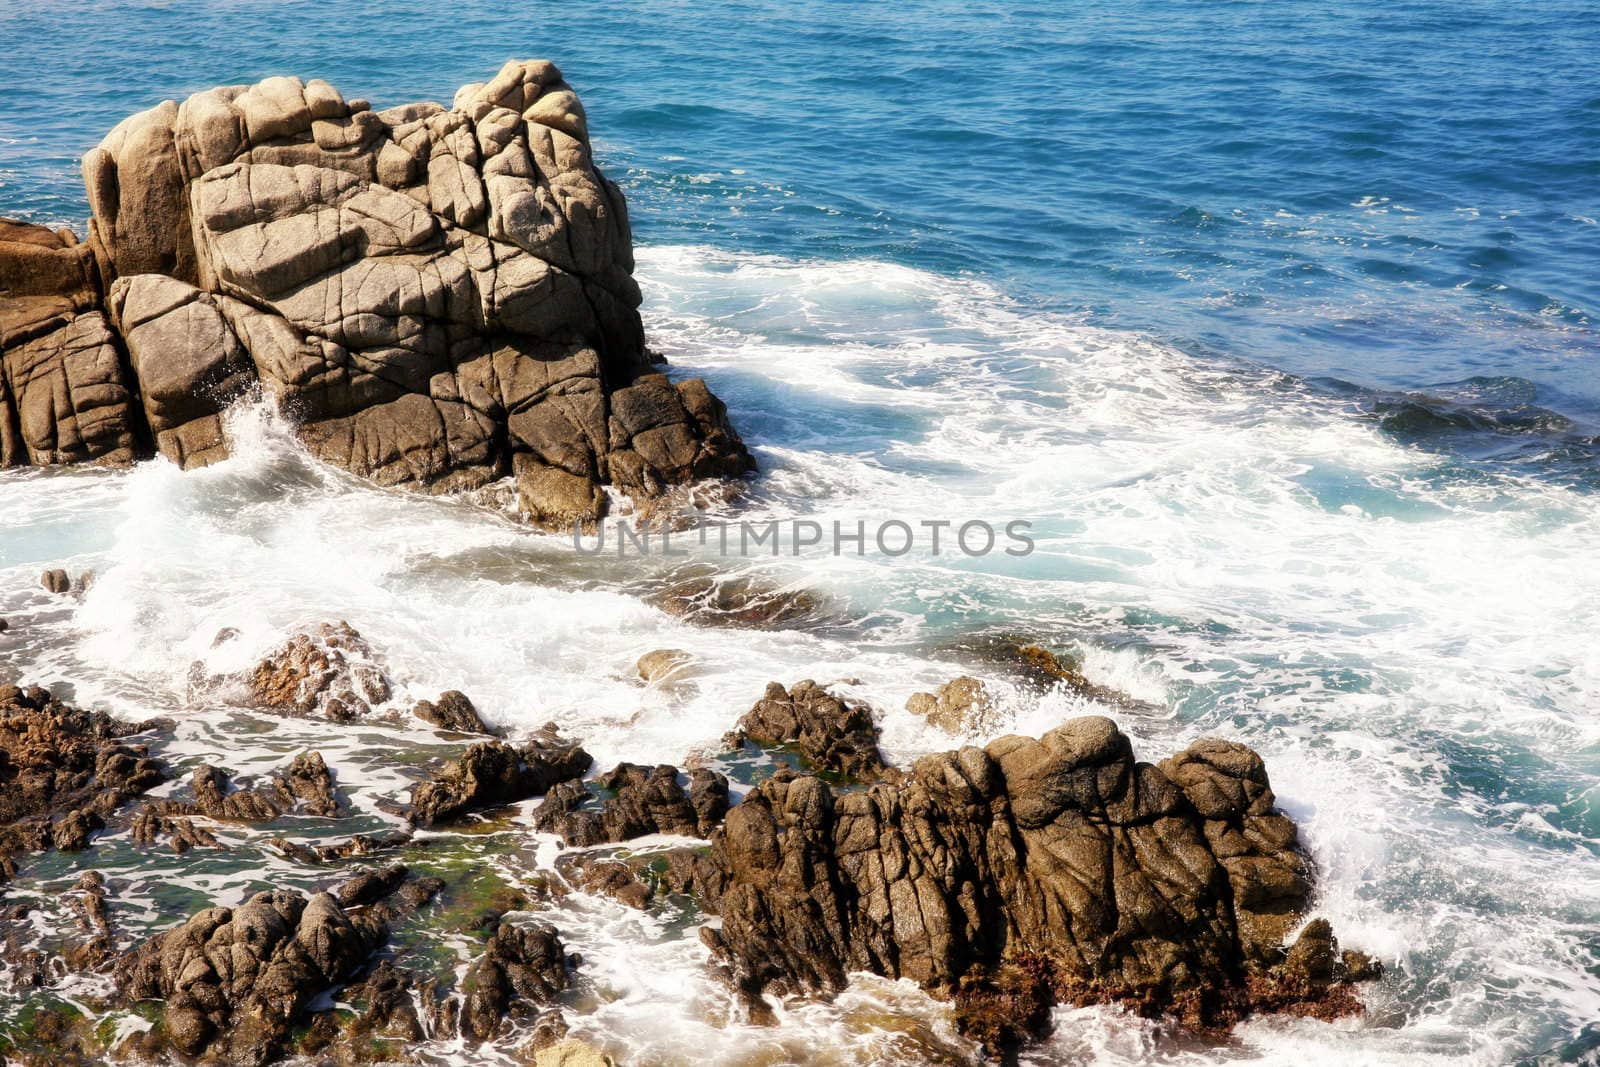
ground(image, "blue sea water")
xmin=1 ymin=2 xmax=1599 ymax=1065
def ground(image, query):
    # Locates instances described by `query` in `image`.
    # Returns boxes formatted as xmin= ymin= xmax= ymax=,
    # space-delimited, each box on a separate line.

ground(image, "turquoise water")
xmin=1 ymin=3 xmax=1599 ymax=1065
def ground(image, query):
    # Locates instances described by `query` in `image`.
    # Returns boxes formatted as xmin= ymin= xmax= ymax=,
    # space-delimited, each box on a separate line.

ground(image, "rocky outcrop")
xmin=530 ymin=762 xmax=728 ymax=846
xmin=0 ymin=686 xmax=166 ymax=880
xmin=700 ymin=716 xmax=1376 ymax=1054
xmin=113 ymin=867 xmax=441 ymax=1065
xmin=724 ymin=680 xmax=890 ymax=782
xmin=412 ymin=689 xmax=495 ymax=734
xmin=0 ymin=62 xmax=753 ymax=525
xmin=906 ymin=675 xmax=1003 ymax=736
xmin=138 ymin=751 xmax=343 ymax=832
xmin=459 ymin=920 xmax=572 ymax=1041
xmin=246 ymin=621 xmax=391 ymax=719
xmin=408 ymin=725 xmax=591 ymax=827
xmin=114 ymin=890 xmax=387 ymax=1064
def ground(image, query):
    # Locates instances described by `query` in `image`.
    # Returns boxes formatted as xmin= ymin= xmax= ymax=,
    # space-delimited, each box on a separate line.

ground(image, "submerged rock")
xmin=699 ymin=716 xmax=1377 ymax=1054
xmin=724 ymin=680 xmax=891 ymax=782
xmin=408 ymin=725 xmax=591 ymax=827
xmin=0 ymin=686 xmax=166 ymax=880
xmin=1 ymin=62 xmax=752 ymax=523
xmin=635 ymin=647 xmax=692 ymax=685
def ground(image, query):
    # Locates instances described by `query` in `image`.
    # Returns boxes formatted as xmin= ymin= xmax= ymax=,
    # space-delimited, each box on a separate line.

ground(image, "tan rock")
xmin=906 ymin=674 xmax=1002 ymax=735
xmin=635 ymin=648 xmax=692 ymax=684
xmin=534 ymin=1038 xmax=616 ymax=1067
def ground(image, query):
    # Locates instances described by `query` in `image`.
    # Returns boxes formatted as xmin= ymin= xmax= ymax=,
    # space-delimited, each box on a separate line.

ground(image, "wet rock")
xmin=635 ymin=648 xmax=692 ymax=685
xmin=114 ymin=889 xmax=388 ymax=1065
xmin=63 ymin=870 xmax=115 ymax=971
xmin=39 ymin=569 xmax=70 ymax=594
xmin=643 ymin=567 xmax=824 ymax=629
xmin=0 ymin=687 xmax=166 ymax=880
xmin=131 ymin=809 xmax=219 ymax=853
xmin=412 ymin=689 xmax=496 ymax=734
xmin=531 ymin=763 xmax=728 ymax=846
xmin=700 ymin=717 xmax=1377 ymax=1052
xmin=247 ymin=621 xmax=391 ymax=718
xmin=269 ymin=829 xmax=411 ymax=865
xmin=944 ymin=634 xmax=1153 ymax=710
xmin=459 ymin=920 xmax=572 ymax=1042
xmin=149 ymin=750 xmax=343 ymax=826
xmin=905 ymin=675 xmax=1003 ymax=736
xmin=561 ymin=854 xmax=653 ymax=909
xmin=408 ymin=724 xmax=591 ymax=827
xmin=334 ymin=863 xmax=412 ymax=909
xmin=724 ymin=680 xmax=890 ymax=782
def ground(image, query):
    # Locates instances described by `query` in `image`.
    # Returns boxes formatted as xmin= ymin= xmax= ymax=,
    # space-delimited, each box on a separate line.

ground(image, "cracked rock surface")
xmin=0 ymin=61 xmax=752 ymax=525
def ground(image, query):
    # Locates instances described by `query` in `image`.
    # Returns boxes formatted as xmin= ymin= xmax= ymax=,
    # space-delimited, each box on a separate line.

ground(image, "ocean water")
xmin=1 ymin=2 xmax=1598 ymax=1065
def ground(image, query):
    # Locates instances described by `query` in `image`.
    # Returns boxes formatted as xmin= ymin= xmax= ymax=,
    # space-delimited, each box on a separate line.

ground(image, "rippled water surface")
xmin=1 ymin=2 xmax=1598 ymax=1065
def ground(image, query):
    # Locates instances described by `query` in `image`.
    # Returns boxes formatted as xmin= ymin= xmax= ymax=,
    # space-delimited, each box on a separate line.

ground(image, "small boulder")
xmin=724 ymin=680 xmax=890 ymax=782
xmin=635 ymin=648 xmax=692 ymax=685
xmin=905 ymin=675 xmax=1003 ymax=735
xmin=412 ymin=690 xmax=495 ymax=734
xmin=40 ymin=569 xmax=70 ymax=594
xmin=408 ymin=726 xmax=591 ymax=827
xmin=535 ymin=1039 xmax=617 ymax=1067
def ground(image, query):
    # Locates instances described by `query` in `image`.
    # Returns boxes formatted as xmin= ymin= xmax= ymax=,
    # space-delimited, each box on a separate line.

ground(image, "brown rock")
xmin=0 ymin=687 xmax=166 ymax=879
xmin=724 ymin=680 xmax=890 ymax=782
xmin=906 ymin=675 xmax=1003 ymax=735
xmin=39 ymin=569 xmax=70 ymax=594
xmin=531 ymin=762 xmax=728 ymax=846
xmin=247 ymin=621 xmax=390 ymax=718
xmin=412 ymin=690 xmax=495 ymax=734
xmin=408 ymin=725 xmax=590 ymax=827
xmin=459 ymin=920 xmax=571 ymax=1042
xmin=635 ymin=648 xmax=692 ymax=685
xmin=700 ymin=716 xmax=1378 ymax=1053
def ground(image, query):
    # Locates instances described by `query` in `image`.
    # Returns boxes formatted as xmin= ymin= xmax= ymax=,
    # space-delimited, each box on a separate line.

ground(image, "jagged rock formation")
xmin=724 ymin=680 xmax=891 ymax=782
xmin=0 ymin=685 xmax=166 ymax=880
xmin=700 ymin=715 xmax=1376 ymax=1053
xmin=245 ymin=620 xmax=392 ymax=719
xmin=459 ymin=920 xmax=572 ymax=1041
xmin=412 ymin=689 xmax=496 ymax=734
xmin=113 ymin=867 xmax=442 ymax=1065
xmin=115 ymin=889 xmax=387 ymax=1063
xmin=408 ymin=725 xmax=591 ymax=827
xmin=136 ymin=752 xmax=343 ymax=838
xmin=0 ymin=61 xmax=752 ymax=525
xmin=530 ymin=762 xmax=728 ymax=846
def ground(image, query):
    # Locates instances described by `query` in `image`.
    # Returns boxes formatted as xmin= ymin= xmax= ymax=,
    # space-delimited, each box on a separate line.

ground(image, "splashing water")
xmin=1 ymin=246 xmax=1596 ymax=1064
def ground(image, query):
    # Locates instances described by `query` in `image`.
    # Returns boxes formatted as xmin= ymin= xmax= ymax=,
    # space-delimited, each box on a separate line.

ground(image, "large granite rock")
xmin=699 ymin=716 xmax=1377 ymax=1053
xmin=0 ymin=61 xmax=752 ymax=525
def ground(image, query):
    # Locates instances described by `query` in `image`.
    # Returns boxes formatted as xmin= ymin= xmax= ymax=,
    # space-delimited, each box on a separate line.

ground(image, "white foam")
xmin=0 ymin=244 xmax=1595 ymax=1064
